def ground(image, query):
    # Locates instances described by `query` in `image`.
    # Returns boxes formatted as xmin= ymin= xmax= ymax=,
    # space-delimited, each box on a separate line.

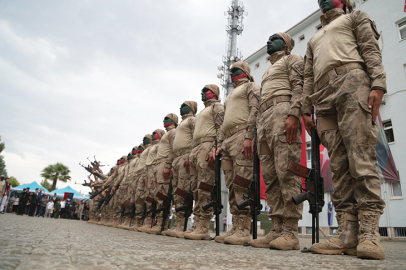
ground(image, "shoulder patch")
xmin=292 ymin=60 xmax=304 ymax=76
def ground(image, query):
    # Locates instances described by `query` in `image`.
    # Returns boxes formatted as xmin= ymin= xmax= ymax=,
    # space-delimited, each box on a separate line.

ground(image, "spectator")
xmin=51 ymin=193 xmax=58 ymax=202
xmin=12 ymin=195 xmax=19 ymax=213
xmin=60 ymin=200 xmax=66 ymax=218
xmin=54 ymin=200 xmax=61 ymax=219
xmin=36 ymin=189 xmax=45 ymax=216
xmin=0 ymin=176 xmax=11 ymax=214
xmin=39 ymin=195 xmax=48 ymax=217
xmin=223 ymin=214 xmax=227 ymax=232
xmin=33 ymin=188 xmax=40 ymax=216
xmin=46 ymin=199 xmax=54 ymax=218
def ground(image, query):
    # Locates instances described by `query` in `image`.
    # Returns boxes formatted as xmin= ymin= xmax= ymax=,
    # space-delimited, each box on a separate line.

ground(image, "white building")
xmin=244 ymin=0 xmax=406 ymax=238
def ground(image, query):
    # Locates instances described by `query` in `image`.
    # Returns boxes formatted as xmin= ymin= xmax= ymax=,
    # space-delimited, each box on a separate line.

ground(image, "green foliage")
xmin=40 ymin=179 xmax=53 ymax=191
xmin=8 ymin=176 xmax=20 ymax=187
xmin=40 ymin=162 xmax=71 ymax=192
xmin=0 ymin=136 xmax=4 ymax=153
xmin=0 ymin=155 xmax=7 ymax=178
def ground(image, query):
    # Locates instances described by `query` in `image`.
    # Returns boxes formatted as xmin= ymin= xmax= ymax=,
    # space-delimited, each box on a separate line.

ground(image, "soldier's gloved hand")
xmin=163 ymin=168 xmax=171 ymax=180
xmin=242 ymin=139 xmax=253 ymax=159
xmin=302 ymin=114 xmax=316 ymax=136
xmin=368 ymin=89 xmax=385 ymax=125
xmin=206 ymin=150 xmax=216 ymax=167
xmin=284 ymin=115 xmax=299 ymax=144
xmin=184 ymin=159 xmax=190 ymax=173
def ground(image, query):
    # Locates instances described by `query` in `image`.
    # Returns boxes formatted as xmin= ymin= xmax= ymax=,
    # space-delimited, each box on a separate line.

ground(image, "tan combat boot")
xmin=311 ymin=212 xmax=358 ymax=255
xmin=184 ymin=215 xmax=211 ymax=240
xmin=165 ymin=215 xmax=184 ymax=237
xmin=130 ymin=217 xmax=143 ymax=230
xmin=176 ymin=215 xmax=197 ymax=238
xmin=215 ymin=215 xmax=238 ymax=243
xmin=136 ymin=217 xmax=152 ymax=232
xmin=269 ymin=218 xmax=300 ymax=250
xmin=147 ymin=216 xmax=165 ymax=235
xmin=97 ymin=215 xmax=107 ymax=225
xmin=250 ymin=216 xmax=282 ymax=248
xmin=224 ymin=215 xmax=251 ymax=245
xmin=357 ymin=211 xmax=385 ymax=260
xmin=117 ymin=217 xmax=129 ymax=229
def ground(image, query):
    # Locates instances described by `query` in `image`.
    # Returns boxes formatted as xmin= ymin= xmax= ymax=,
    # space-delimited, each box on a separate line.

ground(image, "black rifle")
xmin=145 ymin=198 xmax=157 ymax=228
xmin=134 ymin=202 xmax=148 ymax=225
xmin=236 ymin=128 xmax=262 ymax=240
xmin=202 ymin=139 xmax=223 ymax=237
xmin=76 ymin=180 xmax=91 ymax=187
xmin=154 ymin=179 xmax=174 ymax=232
xmin=175 ymin=184 xmax=194 ymax=232
xmin=103 ymin=185 xmax=119 ymax=206
xmin=89 ymin=185 xmax=110 ymax=199
xmin=287 ymin=107 xmax=324 ymax=249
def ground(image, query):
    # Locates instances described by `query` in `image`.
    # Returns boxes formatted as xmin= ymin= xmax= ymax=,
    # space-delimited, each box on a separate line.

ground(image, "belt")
xmin=260 ymin=96 xmax=291 ymax=113
xmin=225 ymin=125 xmax=246 ymax=138
xmin=174 ymin=149 xmax=190 ymax=158
xmin=316 ymin=63 xmax=363 ymax=90
xmin=193 ymin=136 xmax=216 ymax=148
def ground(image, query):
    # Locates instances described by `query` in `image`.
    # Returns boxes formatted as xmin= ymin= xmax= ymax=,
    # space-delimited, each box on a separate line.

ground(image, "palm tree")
xmin=40 ymin=162 xmax=71 ymax=191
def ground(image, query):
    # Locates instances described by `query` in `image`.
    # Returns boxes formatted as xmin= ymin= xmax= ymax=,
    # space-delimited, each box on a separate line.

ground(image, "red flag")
xmin=404 ymin=0 xmax=406 ymax=12
xmin=300 ymin=121 xmax=307 ymax=190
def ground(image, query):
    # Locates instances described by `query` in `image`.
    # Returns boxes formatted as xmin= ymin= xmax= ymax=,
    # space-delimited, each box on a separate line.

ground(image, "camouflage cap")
xmin=165 ymin=113 xmax=179 ymax=126
xmin=144 ymin=134 xmax=152 ymax=141
xmin=183 ymin=101 xmax=198 ymax=114
xmin=276 ymin=32 xmax=295 ymax=55
xmin=203 ymin=84 xmax=220 ymax=99
xmin=154 ymin=129 xmax=165 ymax=138
xmin=138 ymin=143 xmax=145 ymax=150
xmin=230 ymin=61 xmax=254 ymax=82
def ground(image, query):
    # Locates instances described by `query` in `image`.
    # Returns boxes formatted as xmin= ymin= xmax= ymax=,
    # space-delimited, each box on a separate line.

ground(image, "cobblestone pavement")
xmin=1 ymin=214 xmax=406 ymax=270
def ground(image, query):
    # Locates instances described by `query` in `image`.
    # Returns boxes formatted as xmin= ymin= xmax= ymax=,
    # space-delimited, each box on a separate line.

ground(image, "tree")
xmin=0 ymin=136 xmax=4 ymax=153
xmin=40 ymin=179 xmax=53 ymax=191
xmin=8 ymin=176 xmax=20 ymax=187
xmin=0 ymin=155 xmax=7 ymax=178
xmin=40 ymin=162 xmax=71 ymax=191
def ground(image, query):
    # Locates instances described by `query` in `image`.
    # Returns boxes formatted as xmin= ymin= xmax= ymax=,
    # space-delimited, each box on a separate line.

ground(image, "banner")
xmin=327 ymin=201 xmax=334 ymax=226
xmin=63 ymin=192 xmax=74 ymax=201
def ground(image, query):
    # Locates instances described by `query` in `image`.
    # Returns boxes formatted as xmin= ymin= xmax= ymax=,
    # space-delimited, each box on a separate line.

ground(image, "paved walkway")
xmin=1 ymin=214 xmax=406 ymax=269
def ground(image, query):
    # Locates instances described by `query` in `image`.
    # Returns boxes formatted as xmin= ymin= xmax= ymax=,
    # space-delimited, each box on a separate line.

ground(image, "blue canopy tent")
xmin=52 ymin=186 xmax=85 ymax=199
xmin=12 ymin=181 xmax=49 ymax=192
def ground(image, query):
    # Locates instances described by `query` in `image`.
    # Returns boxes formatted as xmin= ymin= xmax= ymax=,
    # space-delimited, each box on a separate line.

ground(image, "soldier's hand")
xmin=184 ymin=159 xmax=190 ymax=173
xmin=368 ymin=89 xmax=385 ymax=125
xmin=284 ymin=115 xmax=299 ymax=144
xmin=302 ymin=114 xmax=316 ymax=136
xmin=102 ymin=185 xmax=105 ymax=190
xmin=206 ymin=150 xmax=215 ymax=167
xmin=241 ymin=139 xmax=253 ymax=159
xmin=215 ymin=147 xmax=222 ymax=156
xmin=112 ymin=186 xmax=116 ymax=192
xmin=163 ymin=168 xmax=171 ymax=180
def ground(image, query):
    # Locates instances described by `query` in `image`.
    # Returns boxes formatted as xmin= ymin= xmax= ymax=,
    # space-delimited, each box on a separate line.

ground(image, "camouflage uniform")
xmin=184 ymin=84 xmax=224 ymax=241
xmin=253 ymin=32 xmax=304 ymax=250
xmin=214 ymin=61 xmax=260 ymax=245
xmin=165 ymin=101 xmax=197 ymax=237
xmin=147 ymin=114 xmax=178 ymax=234
xmin=302 ymin=8 xmax=386 ymax=259
xmin=97 ymin=166 xmax=118 ymax=225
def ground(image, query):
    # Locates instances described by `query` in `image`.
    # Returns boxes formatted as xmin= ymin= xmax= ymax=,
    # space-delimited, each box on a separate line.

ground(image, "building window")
xmin=306 ymin=142 xmax=311 ymax=161
xmin=379 ymin=227 xmax=388 ymax=237
xmin=397 ymin=19 xmax=406 ymax=41
xmin=299 ymin=34 xmax=305 ymax=42
xmin=382 ymin=120 xmax=395 ymax=143
xmin=298 ymin=227 xmax=302 ymax=234
xmin=306 ymin=227 xmax=313 ymax=235
xmin=329 ymin=227 xmax=338 ymax=235
xmin=391 ymin=182 xmax=403 ymax=197
xmin=316 ymin=24 xmax=322 ymax=32
xmin=395 ymin=227 xmax=406 ymax=237
xmin=255 ymin=62 xmax=260 ymax=69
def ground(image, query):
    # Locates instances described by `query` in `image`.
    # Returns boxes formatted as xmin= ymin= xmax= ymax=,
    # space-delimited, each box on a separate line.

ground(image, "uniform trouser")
xmin=257 ymin=100 xmax=303 ymax=219
xmin=0 ymin=196 xmax=7 ymax=212
xmin=190 ymin=141 xmax=215 ymax=218
xmin=313 ymin=69 xmax=385 ymax=215
xmin=142 ymin=166 xmax=155 ymax=213
xmin=153 ymin=161 xmax=171 ymax=218
xmin=221 ymin=130 xmax=252 ymax=216
xmin=134 ymin=174 xmax=147 ymax=213
xmin=173 ymin=152 xmax=192 ymax=209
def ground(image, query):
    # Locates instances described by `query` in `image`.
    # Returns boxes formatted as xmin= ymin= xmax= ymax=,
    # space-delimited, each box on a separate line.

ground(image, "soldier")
xmin=132 ymin=136 xmax=152 ymax=231
xmin=214 ymin=61 xmax=260 ymax=245
xmin=118 ymin=145 xmax=143 ymax=229
xmin=302 ymin=0 xmax=386 ymax=260
xmin=251 ymin=32 xmax=304 ymax=250
xmin=146 ymin=114 xmax=178 ymax=234
xmin=184 ymin=84 xmax=224 ymax=240
xmin=88 ymin=167 xmax=113 ymax=224
xmin=97 ymin=163 xmax=119 ymax=225
xmin=163 ymin=101 xmax=197 ymax=237
xmin=137 ymin=129 xmax=165 ymax=232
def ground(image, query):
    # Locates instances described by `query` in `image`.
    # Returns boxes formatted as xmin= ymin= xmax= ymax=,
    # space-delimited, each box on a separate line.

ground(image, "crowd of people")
xmin=1 ymin=186 xmax=90 ymax=220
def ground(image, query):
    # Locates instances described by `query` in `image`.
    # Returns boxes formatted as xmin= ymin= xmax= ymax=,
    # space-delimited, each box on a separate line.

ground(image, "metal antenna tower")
xmin=217 ymin=0 xmax=246 ymax=99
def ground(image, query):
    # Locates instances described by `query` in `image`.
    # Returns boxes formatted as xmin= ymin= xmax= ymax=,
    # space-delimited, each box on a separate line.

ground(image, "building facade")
xmin=245 ymin=0 xmax=406 ymax=238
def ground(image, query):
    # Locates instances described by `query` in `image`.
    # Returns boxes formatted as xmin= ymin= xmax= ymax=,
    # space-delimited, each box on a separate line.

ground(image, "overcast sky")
xmin=0 ymin=0 xmax=319 ymax=194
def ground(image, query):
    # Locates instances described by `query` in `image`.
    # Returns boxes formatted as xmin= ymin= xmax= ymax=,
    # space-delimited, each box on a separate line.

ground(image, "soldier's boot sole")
xmin=249 ymin=238 xmax=272 ymax=248
xmin=176 ymin=231 xmax=186 ymax=238
xmin=269 ymin=237 xmax=300 ymax=250
xmin=357 ymin=244 xmax=385 ymax=260
xmin=146 ymin=227 xmax=162 ymax=235
xmin=184 ymin=232 xmax=211 ymax=240
xmin=165 ymin=230 xmax=180 ymax=237
xmin=224 ymin=235 xmax=251 ymax=245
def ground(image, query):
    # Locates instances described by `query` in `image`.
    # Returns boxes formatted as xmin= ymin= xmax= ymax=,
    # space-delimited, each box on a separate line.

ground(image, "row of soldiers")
xmin=86 ymin=0 xmax=386 ymax=260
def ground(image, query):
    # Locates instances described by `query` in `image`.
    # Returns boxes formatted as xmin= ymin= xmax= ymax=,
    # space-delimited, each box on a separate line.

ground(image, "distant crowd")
xmin=3 ymin=187 xmax=89 ymax=220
